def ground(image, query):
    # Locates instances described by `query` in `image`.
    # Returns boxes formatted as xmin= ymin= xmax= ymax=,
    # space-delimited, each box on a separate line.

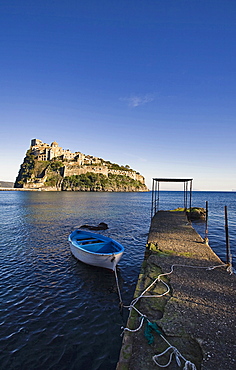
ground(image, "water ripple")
xmin=0 ymin=191 xmax=235 ymax=369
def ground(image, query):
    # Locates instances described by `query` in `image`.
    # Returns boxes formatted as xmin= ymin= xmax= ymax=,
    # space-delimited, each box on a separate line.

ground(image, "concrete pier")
xmin=117 ymin=211 xmax=235 ymax=370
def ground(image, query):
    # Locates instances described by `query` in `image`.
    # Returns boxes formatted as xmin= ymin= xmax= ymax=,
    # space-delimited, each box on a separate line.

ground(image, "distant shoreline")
xmin=0 ymin=188 xmax=150 ymax=192
xmin=0 ymin=188 xmax=40 ymax=191
xmin=0 ymin=188 xmax=235 ymax=193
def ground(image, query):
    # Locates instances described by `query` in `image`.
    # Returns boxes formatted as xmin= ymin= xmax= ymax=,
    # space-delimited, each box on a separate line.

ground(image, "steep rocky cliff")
xmin=14 ymin=139 xmax=148 ymax=192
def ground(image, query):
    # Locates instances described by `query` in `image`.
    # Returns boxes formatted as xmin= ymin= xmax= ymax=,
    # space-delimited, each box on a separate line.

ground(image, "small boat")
xmin=68 ymin=230 xmax=124 ymax=270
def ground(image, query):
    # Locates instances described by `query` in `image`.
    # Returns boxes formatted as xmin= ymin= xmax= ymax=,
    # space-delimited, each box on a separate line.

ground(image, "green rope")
xmin=144 ymin=321 xmax=163 ymax=345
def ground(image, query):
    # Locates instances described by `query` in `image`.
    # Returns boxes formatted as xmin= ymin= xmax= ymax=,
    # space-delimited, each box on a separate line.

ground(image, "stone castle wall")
xmin=63 ymin=164 xmax=109 ymax=177
xmin=63 ymin=164 xmax=145 ymax=184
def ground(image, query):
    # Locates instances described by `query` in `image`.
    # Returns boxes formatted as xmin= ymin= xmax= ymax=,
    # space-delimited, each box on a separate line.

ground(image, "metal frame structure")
xmin=151 ymin=178 xmax=193 ymax=218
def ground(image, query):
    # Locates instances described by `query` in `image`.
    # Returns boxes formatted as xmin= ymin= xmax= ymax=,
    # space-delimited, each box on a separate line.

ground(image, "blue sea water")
xmin=0 ymin=191 xmax=235 ymax=369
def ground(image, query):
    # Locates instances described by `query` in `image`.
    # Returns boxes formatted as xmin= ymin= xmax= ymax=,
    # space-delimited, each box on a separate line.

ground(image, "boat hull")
xmin=68 ymin=230 xmax=124 ymax=271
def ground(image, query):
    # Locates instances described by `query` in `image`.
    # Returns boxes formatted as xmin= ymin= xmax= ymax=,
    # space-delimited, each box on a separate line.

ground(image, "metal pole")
xmin=189 ymin=180 xmax=192 ymax=211
xmin=154 ymin=179 xmax=157 ymax=215
xmin=224 ymin=205 xmax=231 ymax=265
xmin=183 ymin=181 xmax=187 ymax=209
xmin=151 ymin=178 xmax=154 ymax=218
xmin=204 ymin=201 xmax=208 ymax=244
xmin=186 ymin=181 xmax=188 ymax=209
xmin=154 ymin=179 xmax=156 ymax=215
xmin=183 ymin=182 xmax=185 ymax=209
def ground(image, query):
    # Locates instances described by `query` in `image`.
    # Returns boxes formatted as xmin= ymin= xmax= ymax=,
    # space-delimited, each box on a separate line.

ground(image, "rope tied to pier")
xmin=120 ymin=262 xmax=229 ymax=368
xmin=144 ymin=319 xmax=197 ymax=369
xmin=153 ymin=346 xmax=182 ymax=368
xmin=114 ymin=265 xmax=123 ymax=308
xmin=153 ymin=348 xmax=197 ymax=369
xmin=144 ymin=321 xmax=163 ymax=344
xmin=183 ymin=361 xmax=197 ymax=370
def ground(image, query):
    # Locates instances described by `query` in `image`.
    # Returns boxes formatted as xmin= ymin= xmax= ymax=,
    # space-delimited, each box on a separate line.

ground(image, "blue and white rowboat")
xmin=68 ymin=230 xmax=124 ymax=270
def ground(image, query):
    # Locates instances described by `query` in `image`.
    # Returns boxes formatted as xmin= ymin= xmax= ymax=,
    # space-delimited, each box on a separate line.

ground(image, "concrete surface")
xmin=117 ymin=211 xmax=235 ymax=370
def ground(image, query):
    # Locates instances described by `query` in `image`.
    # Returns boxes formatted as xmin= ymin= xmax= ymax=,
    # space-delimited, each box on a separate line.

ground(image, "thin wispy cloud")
xmin=121 ymin=94 xmax=154 ymax=108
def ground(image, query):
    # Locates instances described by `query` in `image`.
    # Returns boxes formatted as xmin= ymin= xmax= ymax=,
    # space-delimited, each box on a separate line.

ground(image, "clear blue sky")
xmin=1 ymin=0 xmax=236 ymax=190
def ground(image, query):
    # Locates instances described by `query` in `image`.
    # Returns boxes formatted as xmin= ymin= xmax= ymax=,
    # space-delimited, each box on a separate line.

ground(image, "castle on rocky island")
xmin=14 ymin=139 xmax=147 ymax=191
xmin=31 ymin=139 xmax=100 ymax=164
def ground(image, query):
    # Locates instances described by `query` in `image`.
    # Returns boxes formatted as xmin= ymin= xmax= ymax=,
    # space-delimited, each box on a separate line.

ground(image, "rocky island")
xmin=14 ymin=139 xmax=148 ymax=192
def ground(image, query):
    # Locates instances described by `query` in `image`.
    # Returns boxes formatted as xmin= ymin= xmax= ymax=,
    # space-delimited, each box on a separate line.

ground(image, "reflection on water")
xmin=0 ymin=191 xmax=235 ymax=369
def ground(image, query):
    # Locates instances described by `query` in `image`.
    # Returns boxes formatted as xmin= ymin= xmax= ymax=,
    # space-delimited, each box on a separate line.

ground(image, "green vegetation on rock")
xmin=15 ymin=155 xmax=64 ymax=188
xmin=170 ymin=207 xmax=206 ymax=220
xmin=62 ymin=172 xmax=146 ymax=191
xmin=14 ymin=150 xmax=36 ymax=186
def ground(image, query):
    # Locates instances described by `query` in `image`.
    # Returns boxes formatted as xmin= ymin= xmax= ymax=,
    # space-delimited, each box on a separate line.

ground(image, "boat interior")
xmin=73 ymin=235 xmax=119 ymax=254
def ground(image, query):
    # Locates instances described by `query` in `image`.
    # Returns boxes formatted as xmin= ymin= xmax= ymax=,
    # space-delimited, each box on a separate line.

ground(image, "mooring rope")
xmin=146 ymin=321 xmax=197 ymax=369
xmin=119 ymin=262 xmax=228 ymax=368
xmin=153 ymin=347 xmax=197 ymax=369
xmin=114 ymin=265 xmax=123 ymax=308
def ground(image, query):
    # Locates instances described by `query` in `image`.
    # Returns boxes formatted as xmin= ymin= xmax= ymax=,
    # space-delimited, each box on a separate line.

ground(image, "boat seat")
xmin=80 ymin=242 xmax=105 ymax=252
xmin=97 ymin=242 xmax=116 ymax=253
xmin=79 ymin=239 xmax=103 ymax=245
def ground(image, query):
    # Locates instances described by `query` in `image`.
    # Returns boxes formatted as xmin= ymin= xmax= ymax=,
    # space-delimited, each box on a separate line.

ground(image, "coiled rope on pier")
xmin=117 ymin=262 xmax=228 ymax=369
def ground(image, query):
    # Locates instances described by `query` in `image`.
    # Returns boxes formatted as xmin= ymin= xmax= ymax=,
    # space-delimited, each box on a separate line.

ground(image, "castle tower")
xmin=31 ymin=139 xmax=43 ymax=147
